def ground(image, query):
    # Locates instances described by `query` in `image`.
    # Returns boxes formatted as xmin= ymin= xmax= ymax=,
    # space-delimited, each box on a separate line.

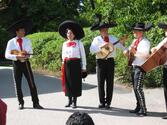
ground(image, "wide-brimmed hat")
xmin=158 ymin=22 xmax=167 ymax=29
xmin=131 ymin=22 xmax=153 ymax=31
xmin=7 ymin=19 xmax=33 ymax=35
xmin=90 ymin=22 xmax=117 ymax=31
xmin=58 ymin=20 xmax=85 ymax=40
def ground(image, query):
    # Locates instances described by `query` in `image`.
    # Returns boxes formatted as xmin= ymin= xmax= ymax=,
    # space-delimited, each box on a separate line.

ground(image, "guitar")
xmin=128 ymin=49 xmax=135 ymax=66
xmin=11 ymin=50 xmax=33 ymax=56
xmin=141 ymin=45 xmax=167 ymax=72
xmin=96 ymin=35 xmax=128 ymax=59
xmin=11 ymin=50 xmax=33 ymax=62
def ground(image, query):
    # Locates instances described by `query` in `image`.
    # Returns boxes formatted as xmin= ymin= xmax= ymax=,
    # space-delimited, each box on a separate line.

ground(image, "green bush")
xmin=28 ymin=32 xmax=63 ymax=72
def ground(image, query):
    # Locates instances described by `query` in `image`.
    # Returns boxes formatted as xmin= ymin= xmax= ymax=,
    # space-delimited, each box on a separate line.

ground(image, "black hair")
xmin=15 ymin=26 xmax=25 ymax=32
xmin=66 ymin=112 xmax=95 ymax=125
xmin=66 ymin=28 xmax=76 ymax=40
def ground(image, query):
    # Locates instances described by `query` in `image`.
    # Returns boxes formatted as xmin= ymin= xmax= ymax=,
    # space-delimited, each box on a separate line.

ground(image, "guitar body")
xmin=96 ymin=42 xmax=114 ymax=59
xmin=96 ymin=35 xmax=128 ymax=59
xmin=11 ymin=50 xmax=27 ymax=56
xmin=141 ymin=45 xmax=167 ymax=72
xmin=128 ymin=51 xmax=134 ymax=67
xmin=10 ymin=50 xmax=32 ymax=56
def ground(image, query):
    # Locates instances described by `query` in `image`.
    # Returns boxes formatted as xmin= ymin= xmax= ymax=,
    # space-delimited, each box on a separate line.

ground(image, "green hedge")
xmin=28 ymin=26 xmax=164 ymax=87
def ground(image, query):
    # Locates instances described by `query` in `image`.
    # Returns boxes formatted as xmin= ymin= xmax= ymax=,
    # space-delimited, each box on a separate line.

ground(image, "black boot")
xmin=72 ymin=97 xmax=77 ymax=108
xmin=136 ymin=109 xmax=147 ymax=116
xmin=65 ymin=97 xmax=72 ymax=107
xmin=136 ymin=104 xmax=147 ymax=116
xmin=129 ymin=105 xmax=140 ymax=113
xmin=19 ymin=101 xmax=24 ymax=110
xmin=129 ymin=102 xmax=140 ymax=113
xmin=33 ymin=103 xmax=44 ymax=109
xmin=162 ymin=115 xmax=167 ymax=119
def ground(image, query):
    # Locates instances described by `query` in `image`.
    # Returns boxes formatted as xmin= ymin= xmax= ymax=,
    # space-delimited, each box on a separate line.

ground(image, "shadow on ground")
xmin=0 ymin=67 xmax=97 ymax=98
xmin=24 ymin=106 xmax=166 ymax=118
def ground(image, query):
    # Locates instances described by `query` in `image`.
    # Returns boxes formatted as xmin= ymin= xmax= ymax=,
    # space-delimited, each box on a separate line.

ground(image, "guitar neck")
xmin=113 ymin=40 xmax=120 ymax=45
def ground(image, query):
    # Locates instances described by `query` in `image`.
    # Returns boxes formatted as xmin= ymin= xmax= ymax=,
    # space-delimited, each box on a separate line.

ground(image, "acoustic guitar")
xmin=128 ymin=49 xmax=135 ymax=67
xmin=11 ymin=50 xmax=33 ymax=56
xmin=141 ymin=45 xmax=167 ymax=72
xmin=96 ymin=35 xmax=128 ymax=59
xmin=10 ymin=50 xmax=33 ymax=62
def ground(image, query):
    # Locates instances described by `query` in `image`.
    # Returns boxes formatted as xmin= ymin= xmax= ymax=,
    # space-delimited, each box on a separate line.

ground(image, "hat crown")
xmin=134 ymin=23 xmax=145 ymax=29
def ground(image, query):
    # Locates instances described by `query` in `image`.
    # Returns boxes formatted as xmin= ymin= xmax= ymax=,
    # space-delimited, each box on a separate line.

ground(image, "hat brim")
xmin=7 ymin=19 xmax=33 ymax=35
xmin=91 ymin=22 xmax=117 ymax=31
xmin=130 ymin=23 xmax=153 ymax=32
xmin=58 ymin=20 xmax=85 ymax=40
xmin=158 ymin=23 xmax=167 ymax=29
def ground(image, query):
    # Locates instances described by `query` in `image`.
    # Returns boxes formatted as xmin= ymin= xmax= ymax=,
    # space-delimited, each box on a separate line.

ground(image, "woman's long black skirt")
xmin=64 ymin=59 xmax=82 ymax=97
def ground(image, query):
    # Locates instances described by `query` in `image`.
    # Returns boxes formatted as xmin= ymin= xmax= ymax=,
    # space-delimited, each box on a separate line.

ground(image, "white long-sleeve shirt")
xmin=5 ymin=37 xmax=33 ymax=61
xmin=90 ymin=35 xmax=125 ymax=59
xmin=62 ymin=40 xmax=87 ymax=70
xmin=155 ymin=37 xmax=167 ymax=65
xmin=130 ymin=37 xmax=150 ymax=66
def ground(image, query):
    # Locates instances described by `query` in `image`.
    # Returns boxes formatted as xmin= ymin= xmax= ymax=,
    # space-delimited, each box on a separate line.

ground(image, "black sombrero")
xmin=158 ymin=22 xmax=167 ymax=29
xmin=7 ymin=19 xmax=33 ymax=35
xmin=90 ymin=22 xmax=117 ymax=31
xmin=131 ymin=22 xmax=153 ymax=31
xmin=58 ymin=20 xmax=85 ymax=40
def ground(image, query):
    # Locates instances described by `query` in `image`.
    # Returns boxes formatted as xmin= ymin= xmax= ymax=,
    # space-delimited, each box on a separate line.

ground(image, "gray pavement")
xmin=0 ymin=66 xmax=167 ymax=125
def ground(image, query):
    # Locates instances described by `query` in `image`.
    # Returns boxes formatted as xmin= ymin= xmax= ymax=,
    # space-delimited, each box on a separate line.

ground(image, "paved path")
xmin=0 ymin=66 xmax=167 ymax=125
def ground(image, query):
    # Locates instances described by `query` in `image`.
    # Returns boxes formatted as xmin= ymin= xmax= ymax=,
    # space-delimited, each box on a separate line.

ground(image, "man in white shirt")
xmin=124 ymin=22 xmax=152 ymax=116
xmin=5 ymin=19 xmax=43 ymax=110
xmin=90 ymin=21 xmax=125 ymax=109
xmin=151 ymin=22 xmax=167 ymax=119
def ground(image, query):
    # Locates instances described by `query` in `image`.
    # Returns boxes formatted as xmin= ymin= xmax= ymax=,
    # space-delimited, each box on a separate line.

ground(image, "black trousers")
xmin=132 ymin=66 xmax=146 ymax=112
xmin=13 ymin=60 xmax=39 ymax=105
xmin=96 ymin=58 xmax=115 ymax=105
xmin=163 ymin=65 xmax=167 ymax=111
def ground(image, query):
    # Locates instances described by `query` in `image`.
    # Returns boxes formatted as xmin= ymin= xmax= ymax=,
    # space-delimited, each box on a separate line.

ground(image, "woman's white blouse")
xmin=5 ymin=37 xmax=33 ymax=61
xmin=62 ymin=40 xmax=87 ymax=70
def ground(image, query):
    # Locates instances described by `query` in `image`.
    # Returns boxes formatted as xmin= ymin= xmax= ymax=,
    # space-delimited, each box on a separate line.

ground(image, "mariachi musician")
xmin=151 ymin=22 xmax=167 ymax=119
xmin=123 ymin=22 xmax=152 ymax=116
xmin=58 ymin=20 xmax=87 ymax=108
xmin=5 ymin=19 xmax=43 ymax=110
xmin=90 ymin=18 xmax=126 ymax=109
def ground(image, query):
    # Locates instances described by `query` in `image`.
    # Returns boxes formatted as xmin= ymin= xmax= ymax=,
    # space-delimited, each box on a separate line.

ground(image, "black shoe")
xmin=65 ymin=103 xmax=72 ymax=107
xmin=136 ymin=110 xmax=147 ymax=116
xmin=162 ymin=116 xmax=167 ymax=119
xmin=71 ymin=103 xmax=77 ymax=108
xmin=129 ymin=107 xmax=140 ymax=113
xmin=98 ymin=104 xmax=105 ymax=108
xmin=19 ymin=103 xmax=24 ymax=110
xmin=65 ymin=97 xmax=72 ymax=107
xmin=105 ymin=104 xmax=110 ymax=109
xmin=33 ymin=104 xmax=44 ymax=109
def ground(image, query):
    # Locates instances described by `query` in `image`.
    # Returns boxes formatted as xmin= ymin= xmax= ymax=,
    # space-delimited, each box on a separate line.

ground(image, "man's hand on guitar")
xmin=151 ymin=47 xmax=157 ymax=53
xmin=129 ymin=47 xmax=136 ymax=55
xmin=119 ymin=35 xmax=128 ymax=46
xmin=16 ymin=54 xmax=29 ymax=60
xmin=100 ymin=43 xmax=109 ymax=49
xmin=123 ymin=50 xmax=129 ymax=57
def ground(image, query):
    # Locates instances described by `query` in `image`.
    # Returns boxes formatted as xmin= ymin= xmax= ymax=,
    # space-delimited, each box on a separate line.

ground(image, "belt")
xmin=64 ymin=57 xmax=80 ymax=61
xmin=97 ymin=57 xmax=114 ymax=60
